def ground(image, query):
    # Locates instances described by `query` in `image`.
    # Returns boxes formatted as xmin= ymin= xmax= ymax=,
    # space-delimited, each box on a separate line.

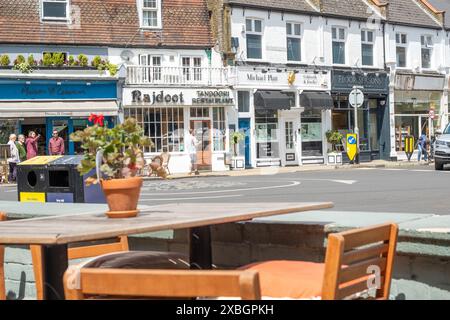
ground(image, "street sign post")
xmin=349 ymin=87 xmax=364 ymax=164
xmin=404 ymin=135 xmax=415 ymax=162
xmin=346 ymin=133 xmax=358 ymax=163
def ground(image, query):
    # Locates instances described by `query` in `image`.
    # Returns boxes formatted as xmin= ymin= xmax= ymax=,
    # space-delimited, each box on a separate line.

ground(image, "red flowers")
xmin=89 ymin=113 xmax=105 ymax=127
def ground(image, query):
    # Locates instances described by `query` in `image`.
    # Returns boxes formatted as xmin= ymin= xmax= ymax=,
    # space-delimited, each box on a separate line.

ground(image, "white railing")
xmin=127 ymin=66 xmax=232 ymax=86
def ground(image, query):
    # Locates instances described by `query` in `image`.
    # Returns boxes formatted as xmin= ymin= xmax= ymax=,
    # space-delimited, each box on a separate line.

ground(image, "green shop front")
xmin=0 ymin=79 xmax=118 ymax=155
xmin=331 ymin=70 xmax=390 ymax=162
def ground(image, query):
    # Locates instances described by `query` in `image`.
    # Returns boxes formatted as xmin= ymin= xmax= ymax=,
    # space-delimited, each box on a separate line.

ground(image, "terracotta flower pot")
xmin=100 ymin=177 xmax=143 ymax=219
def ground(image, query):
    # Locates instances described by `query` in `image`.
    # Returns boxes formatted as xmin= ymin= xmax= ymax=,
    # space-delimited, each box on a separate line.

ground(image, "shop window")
xmin=396 ymin=33 xmax=407 ymax=68
xmin=421 ymin=35 xmax=433 ymax=69
xmin=238 ymin=91 xmax=250 ymax=113
xmin=286 ymin=22 xmax=301 ymax=62
xmin=125 ymin=107 xmax=184 ymax=153
xmin=190 ymin=107 xmax=209 ymax=118
xmin=246 ymin=18 xmax=263 ymax=60
xmin=361 ymin=30 xmax=374 ymax=66
xmin=213 ymin=108 xmax=226 ymax=151
xmin=332 ymin=27 xmax=346 ymax=65
xmin=42 ymin=0 xmax=69 ymax=21
xmin=302 ymin=109 xmax=323 ymax=157
xmin=255 ymin=110 xmax=279 ymax=159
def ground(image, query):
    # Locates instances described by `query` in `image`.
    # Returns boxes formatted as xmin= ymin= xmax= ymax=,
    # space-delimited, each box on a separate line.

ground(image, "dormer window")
xmin=42 ymin=0 xmax=69 ymax=21
xmin=141 ymin=0 xmax=162 ymax=29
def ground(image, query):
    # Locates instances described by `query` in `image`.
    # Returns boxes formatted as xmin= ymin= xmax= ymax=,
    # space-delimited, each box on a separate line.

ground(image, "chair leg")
xmin=30 ymin=245 xmax=45 ymax=300
xmin=0 ymin=245 xmax=5 ymax=300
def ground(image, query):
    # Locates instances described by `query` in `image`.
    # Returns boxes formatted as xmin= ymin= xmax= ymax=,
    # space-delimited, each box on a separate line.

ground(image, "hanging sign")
xmin=346 ymin=134 xmax=358 ymax=162
xmin=404 ymin=135 xmax=415 ymax=162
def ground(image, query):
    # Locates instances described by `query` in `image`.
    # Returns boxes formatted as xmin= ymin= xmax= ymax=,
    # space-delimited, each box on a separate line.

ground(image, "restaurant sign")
xmin=126 ymin=89 xmax=234 ymax=106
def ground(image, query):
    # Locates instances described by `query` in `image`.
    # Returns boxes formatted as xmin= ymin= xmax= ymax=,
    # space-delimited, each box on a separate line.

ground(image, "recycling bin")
xmin=17 ymin=156 xmax=61 ymax=203
xmin=17 ymin=156 xmax=105 ymax=204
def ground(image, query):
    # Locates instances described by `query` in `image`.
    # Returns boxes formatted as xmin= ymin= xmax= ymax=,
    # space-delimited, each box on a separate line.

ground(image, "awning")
xmin=0 ymin=100 xmax=119 ymax=118
xmin=254 ymin=90 xmax=294 ymax=111
xmin=300 ymin=91 xmax=334 ymax=110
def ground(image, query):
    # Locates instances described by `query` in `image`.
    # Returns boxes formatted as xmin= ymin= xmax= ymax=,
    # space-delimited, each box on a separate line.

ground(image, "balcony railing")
xmin=126 ymin=66 xmax=231 ymax=86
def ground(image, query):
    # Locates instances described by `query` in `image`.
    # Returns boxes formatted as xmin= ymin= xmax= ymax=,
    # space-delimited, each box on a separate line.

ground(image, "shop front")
xmin=391 ymin=73 xmax=445 ymax=160
xmin=331 ymin=70 xmax=389 ymax=162
xmin=234 ymin=67 xmax=331 ymax=168
xmin=122 ymin=87 xmax=234 ymax=173
xmin=0 ymin=79 xmax=118 ymax=155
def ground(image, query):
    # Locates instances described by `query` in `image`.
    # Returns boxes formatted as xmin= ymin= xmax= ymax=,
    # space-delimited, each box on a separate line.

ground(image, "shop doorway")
xmin=238 ymin=118 xmax=251 ymax=168
xmin=21 ymin=123 xmax=46 ymax=157
xmin=46 ymin=118 xmax=71 ymax=155
xmin=190 ymin=120 xmax=212 ymax=170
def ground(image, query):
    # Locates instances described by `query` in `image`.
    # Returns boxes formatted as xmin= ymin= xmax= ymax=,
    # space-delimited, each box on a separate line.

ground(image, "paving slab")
xmin=399 ymin=215 xmax=450 ymax=234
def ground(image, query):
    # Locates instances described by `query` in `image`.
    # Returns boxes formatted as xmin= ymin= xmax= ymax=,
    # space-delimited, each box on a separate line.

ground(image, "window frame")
xmin=41 ymin=0 xmax=70 ymax=22
xmin=421 ymin=35 xmax=433 ymax=69
xmin=286 ymin=22 xmax=302 ymax=63
xmin=245 ymin=18 xmax=264 ymax=60
xmin=140 ymin=0 xmax=162 ymax=29
xmin=332 ymin=26 xmax=347 ymax=65
xmin=361 ymin=29 xmax=374 ymax=66
xmin=395 ymin=33 xmax=408 ymax=68
xmin=181 ymin=56 xmax=203 ymax=82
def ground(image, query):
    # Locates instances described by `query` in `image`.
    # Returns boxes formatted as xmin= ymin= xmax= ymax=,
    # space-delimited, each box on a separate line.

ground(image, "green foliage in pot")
xmin=42 ymin=53 xmax=53 ymax=66
xmin=52 ymin=52 xmax=65 ymax=67
xmin=230 ymin=131 xmax=246 ymax=157
xmin=27 ymin=54 xmax=37 ymax=67
xmin=107 ymin=62 xmax=118 ymax=76
xmin=77 ymin=54 xmax=88 ymax=67
xmin=325 ymin=130 xmax=343 ymax=153
xmin=0 ymin=55 xmax=10 ymax=66
xmin=70 ymin=117 xmax=154 ymax=183
xmin=91 ymin=56 xmax=103 ymax=68
xmin=14 ymin=55 xmax=26 ymax=66
xmin=13 ymin=61 xmax=33 ymax=74
xmin=68 ymin=55 xmax=76 ymax=66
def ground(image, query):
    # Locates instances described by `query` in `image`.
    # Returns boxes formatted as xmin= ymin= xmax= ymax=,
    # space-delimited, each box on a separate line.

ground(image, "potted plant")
xmin=230 ymin=131 xmax=246 ymax=170
xmin=70 ymin=116 xmax=167 ymax=218
xmin=325 ymin=130 xmax=343 ymax=165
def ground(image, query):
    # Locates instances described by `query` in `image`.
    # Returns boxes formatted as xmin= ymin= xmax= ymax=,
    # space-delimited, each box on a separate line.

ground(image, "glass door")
xmin=47 ymin=118 xmax=70 ymax=155
xmin=190 ymin=120 xmax=212 ymax=170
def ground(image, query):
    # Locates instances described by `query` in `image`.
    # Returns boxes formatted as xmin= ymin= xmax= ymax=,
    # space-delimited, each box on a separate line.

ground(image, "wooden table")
xmin=0 ymin=202 xmax=333 ymax=300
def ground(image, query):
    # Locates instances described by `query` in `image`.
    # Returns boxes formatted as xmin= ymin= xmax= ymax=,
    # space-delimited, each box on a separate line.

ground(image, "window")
xmin=182 ymin=57 xmax=202 ymax=82
xmin=139 ymin=55 xmax=162 ymax=82
xmin=246 ymin=18 xmax=263 ymax=59
xmin=238 ymin=91 xmax=250 ymax=113
xmin=190 ymin=107 xmax=209 ymax=118
xmin=332 ymin=27 xmax=346 ymax=65
xmin=255 ymin=109 xmax=279 ymax=159
xmin=213 ymin=108 xmax=226 ymax=151
xmin=125 ymin=107 xmax=185 ymax=153
xmin=421 ymin=35 xmax=433 ymax=69
xmin=142 ymin=0 xmax=161 ymax=28
xmin=285 ymin=121 xmax=294 ymax=149
xmin=396 ymin=33 xmax=407 ymax=68
xmin=286 ymin=23 xmax=301 ymax=62
xmin=361 ymin=30 xmax=374 ymax=66
xmin=42 ymin=0 xmax=69 ymax=21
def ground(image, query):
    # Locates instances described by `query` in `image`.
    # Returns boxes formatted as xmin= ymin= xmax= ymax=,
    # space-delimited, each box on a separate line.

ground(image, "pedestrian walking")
xmin=25 ymin=131 xmax=40 ymax=159
xmin=16 ymin=134 xmax=27 ymax=162
xmin=48 ymin=130 xmax=65 ymax=155
xmin=418 ymin=133 xmax=428 ymax=162
xmin=187 ymin=129 xmax=200 ymax=175
xmin=7 ymin=134 xmax=19 ymax=182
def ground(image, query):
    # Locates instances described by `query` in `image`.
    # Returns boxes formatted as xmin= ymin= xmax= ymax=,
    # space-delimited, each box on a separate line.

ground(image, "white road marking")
xmin=141 ymin=181 xmax=301 ymax=196
xmin=140 ymin=194 xmax=243 ymax=201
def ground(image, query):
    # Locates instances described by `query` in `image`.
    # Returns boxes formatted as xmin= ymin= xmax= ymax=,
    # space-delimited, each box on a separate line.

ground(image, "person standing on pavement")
xmin=418 ymin=133 xmax=428 ymax=162
xmin=187 ymin=129 xmax=200 ymax=175
xmin=7 ymin=134 xmax=19 ymax=182
xmin=25 ymin=131 xmax=40 ymax=159
xmin=16 ymin=134 xmax=27 ymax=162
xmin=48 ymin=130 xmax=65 ymax=156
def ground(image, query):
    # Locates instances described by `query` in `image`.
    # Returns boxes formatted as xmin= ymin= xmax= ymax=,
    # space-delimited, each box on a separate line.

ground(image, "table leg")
xmin=189 ymin=226 xmax=212 ymax=270
xmin=41 ymin=244 xmax=68 ymax=300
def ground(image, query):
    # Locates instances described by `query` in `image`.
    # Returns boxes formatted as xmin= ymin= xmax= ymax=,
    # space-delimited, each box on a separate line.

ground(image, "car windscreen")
xmin=445 ymin=125 xmax=450 ymax=134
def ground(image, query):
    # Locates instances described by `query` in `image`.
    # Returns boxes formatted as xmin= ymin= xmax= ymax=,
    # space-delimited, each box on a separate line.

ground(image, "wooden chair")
xmin=241 ymin=223 xmax=398 ymax=300
xmin=150 ymin=152 xmax=171 ymax=176
xmin=30 ymin=236 xmax=129 ymax=300
xmin=63 ymin=269 xmax=261 ymax=300
xmin=0 ymin=212 xmax=6 ymax=300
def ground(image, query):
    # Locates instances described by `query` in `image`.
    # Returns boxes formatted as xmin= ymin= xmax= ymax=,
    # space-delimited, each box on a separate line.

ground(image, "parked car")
xmin=434 ymin=125 xmax=450 ymax=170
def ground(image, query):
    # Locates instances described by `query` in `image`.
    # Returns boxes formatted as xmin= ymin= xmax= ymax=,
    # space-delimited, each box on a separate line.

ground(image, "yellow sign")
xmin=20 ymin=192 xmax=46 ymax=203
xmin=288 ymin=71 xmax=296 ymax=86
xmin=346 ymin=134 xmax=358 ymax=162
xmin=404 ymin=136 xmax=415 ymax=161
xmin=18 ymin=156 xmax=62 ymax=166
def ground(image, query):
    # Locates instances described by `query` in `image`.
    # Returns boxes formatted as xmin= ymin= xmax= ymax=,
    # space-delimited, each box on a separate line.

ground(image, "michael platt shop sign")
xmin=127 ymin=89 xmax=234 ymax=106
